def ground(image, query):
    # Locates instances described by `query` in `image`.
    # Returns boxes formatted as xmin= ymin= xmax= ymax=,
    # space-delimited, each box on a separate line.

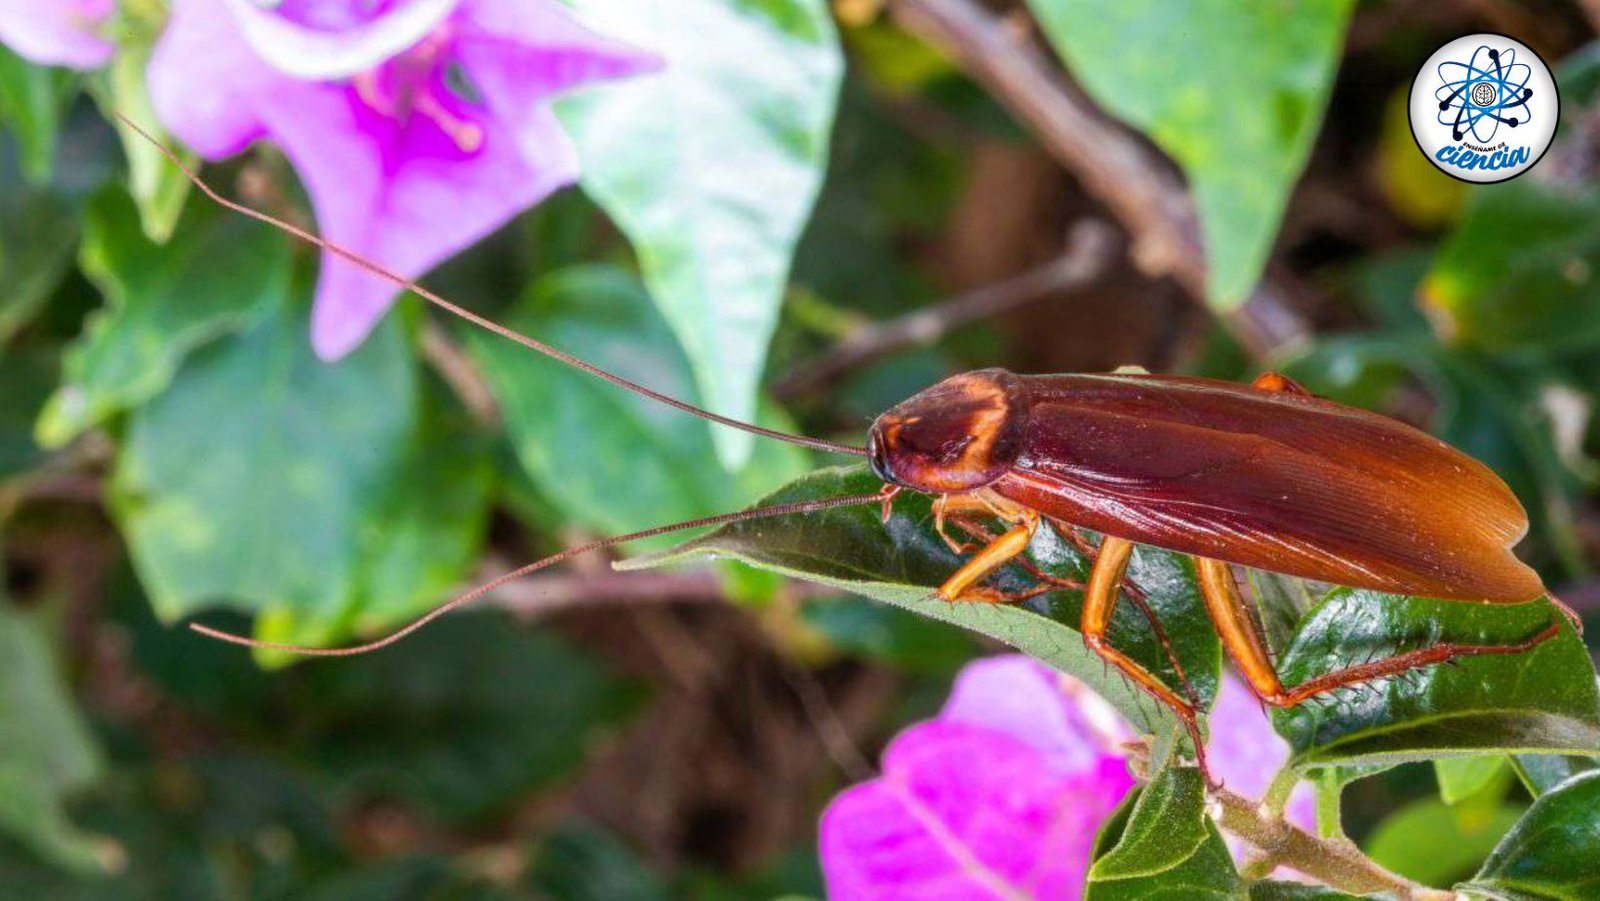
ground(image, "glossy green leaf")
xmin=0 ymin=601 xmax=105 ymax=872
xmin=467 ymin=265 xmax=808 ymax=542
xmin=1422 ymin=180 xmax=1600 ymax=353
xmin=1272 ymin=589 xmax=1600 ymax=768
xmin=1363 ymin=797 xmax=1523 ymax=887
xmin=0 ymin=47 xmax=74 ymax=182
xmin=800 ymin=595 xmax=976 ymax=675
xmin=37 ymin=189 xmax=290 ymax=448
xmin=109 ymin=299 xmax=488 ymax=651
xmin=1086 ymin=765 xmax=1244 ymax=899
xmin=625 ymin=464 xmax=1222 ymax=736
xmin=1461 ymin=770 xmax=1600 ymax=900
xmin=1025 ymin=0 xmax=1353 ymax=307
xmin=1511 ymin=754 xmax=1598 ymax=797
xmin=559 ymin=0 xmax=842 ymax=465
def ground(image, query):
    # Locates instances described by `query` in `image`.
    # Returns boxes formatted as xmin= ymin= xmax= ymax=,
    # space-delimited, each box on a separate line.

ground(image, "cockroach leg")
xmin=1250 ymin=370 xmax=1311 ymax=395
xmin=1080 ymin=536 xmax=1211 ymax=779
xmin=1193 ymin=556 xmax=1565 ymax=709
xmin=935 ymin=510 xmax=1039 ymax=603
xmin=1040 ymin=516 xmax=1198 ymax=707
xmin=877 ymin=483 xmax=902 ymax=524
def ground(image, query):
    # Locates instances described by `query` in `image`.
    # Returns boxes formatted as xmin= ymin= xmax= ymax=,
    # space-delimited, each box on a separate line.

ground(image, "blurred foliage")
xmin=2 ymin=0 xmax=1600 ymax=897
xmin=1028 ymin=0 xmax=1354 ymax=306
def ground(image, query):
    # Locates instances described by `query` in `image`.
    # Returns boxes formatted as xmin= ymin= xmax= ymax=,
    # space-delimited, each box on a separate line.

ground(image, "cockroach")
xmin=126 ymin=115 xmax=1573 ymax=778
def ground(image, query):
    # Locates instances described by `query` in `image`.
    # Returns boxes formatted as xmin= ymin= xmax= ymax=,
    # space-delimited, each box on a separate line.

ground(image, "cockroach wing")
xmin=991 ymin=374 xmax=1544 ymax=603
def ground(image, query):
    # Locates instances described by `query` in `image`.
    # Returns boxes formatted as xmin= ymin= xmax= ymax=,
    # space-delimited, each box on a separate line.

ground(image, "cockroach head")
xmin=869 ymin=368 xmax=1028 ymax=494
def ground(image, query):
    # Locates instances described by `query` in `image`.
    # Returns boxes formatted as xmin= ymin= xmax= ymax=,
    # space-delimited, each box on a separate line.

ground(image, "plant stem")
xmin=1207 ymin=782 xmax=1454 ymax=900
xmin=886 ymin=0 xmax=1312 ymax=359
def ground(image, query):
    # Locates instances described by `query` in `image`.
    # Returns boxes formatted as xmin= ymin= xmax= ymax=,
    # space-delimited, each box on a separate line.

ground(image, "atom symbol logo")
xmin=1436 ymin=44 xmax=1533 ymax=143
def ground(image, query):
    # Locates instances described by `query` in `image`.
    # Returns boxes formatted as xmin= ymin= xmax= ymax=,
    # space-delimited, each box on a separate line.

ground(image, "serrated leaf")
xmin=1086 ymin=765 xmax=1244 ymax=899
xmin=1025 ymin=0 xmax=1353 ymax=307
xmin=1460 ymin=770 xmax=1600 ymax=900
xmin=1272 ymin=589 xmax=1600 ymax=768
xmin=559 ymin=0 xmax=842 ymax=466
xmin=0 ymin=601 xmax=105 ymax=872
xmin=37 ymin=189 xmax=290 ymax=448
xmin=467 ymin=265 xmax=808 ymax=543
xmin=625 ymin=464 xmax=1222 ymax=736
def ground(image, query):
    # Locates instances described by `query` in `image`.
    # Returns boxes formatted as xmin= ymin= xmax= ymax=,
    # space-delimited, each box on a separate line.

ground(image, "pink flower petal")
xmin=258 ymin=86 xmax=578 ymax=359
xmin=148 ymin=0 xmax=286 ymax=158
xmin=453 ymin=0 xmax=663 ymax=164
xmin=821 ymin=721 xmax=1131 ymax=900
xmin=0 ymin=0 xmax=114 ymax=69
xmin=221 ymin=0 xmax=458 ymax=80
xmin=941 ymin=655 xmax=1132 ymax=776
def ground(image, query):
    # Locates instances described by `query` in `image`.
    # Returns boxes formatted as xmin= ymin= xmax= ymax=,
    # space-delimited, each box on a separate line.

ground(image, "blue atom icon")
xmin=1435 ymin=44 xmax=1533 ymax=143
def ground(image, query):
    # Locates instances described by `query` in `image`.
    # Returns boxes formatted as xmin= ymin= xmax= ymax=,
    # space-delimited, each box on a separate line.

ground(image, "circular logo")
xmin=1409 ymin=33 xmax=1558 ymax=183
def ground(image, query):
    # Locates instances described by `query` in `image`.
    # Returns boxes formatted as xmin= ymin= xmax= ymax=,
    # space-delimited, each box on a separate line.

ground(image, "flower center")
xmin=351 ymin=25 xmax=483 ymax=153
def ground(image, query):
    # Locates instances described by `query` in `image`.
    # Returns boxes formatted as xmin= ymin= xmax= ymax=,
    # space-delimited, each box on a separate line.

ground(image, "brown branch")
xmin=885 ymin=0 xmax=1312 ymax=359
xmin=773 ymin=219 xmax=1118 ymax=398
xmin=419 ymin=318 xmax=500 ymax=424
xmin=1208 ymin=782 xmax=1454 ymax=900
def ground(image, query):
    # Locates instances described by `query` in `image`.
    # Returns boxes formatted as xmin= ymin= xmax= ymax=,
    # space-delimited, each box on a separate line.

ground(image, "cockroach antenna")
xmin=191 ymin=491 xmax=886 ymax=655
xmin=114 ymin=112 xmax=867 ymax=459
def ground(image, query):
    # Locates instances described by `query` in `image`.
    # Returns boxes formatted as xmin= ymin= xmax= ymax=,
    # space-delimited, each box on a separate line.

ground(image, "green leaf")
xmin=92 ymin=43 xmax=194 ymax=242
xmin=525 ymin=821 xmax=670 ymax=901
xmin=559 ymin=0 xmax=842 ymax=466
xmin=0 ymin=47 xmax=75 ymax=183
xmin=1422 ymin=180 xmax=1600 ymax=353
xmin=1272 ymin=589 xmax=1600 ymax=768
xmin=1248 ymin=884 xmax=1366 ymax=901
xmin=0 ymin=601 xmax=105 ymax=872
xmin=37 ymin=188 xmax=290 ymax=448
xmin=1086 ymin=766 xmax=1244 ymax=899
xmin=295 ymin=617 xmax=643 ymax=822
xmin=1436 ymin=756 xmax=1512 ymax=806
xmin=1025 ymin=0 xmax=1353 ymax=307
xmin=625 ymin=464 xmax=1221 ymax=736
xmin=800 ymin=595 xmax=976 ymax=675
xmin=1511 ymin=754 xmax=1598 ymax=797
xmin=467 ymin=265 xmax=808 ymax=541
xmin=108 ymin=298 xmax=487 ymax=651
xmin=0 ymin=351 xmax=56 ymax=483
xmin=1364 ymin=796 xmax=1524 ymax=887
xmin=1461 ymin=770 xmax=1600 ymax=900
xmin=0 ymin=134 xmax=84 ymax=343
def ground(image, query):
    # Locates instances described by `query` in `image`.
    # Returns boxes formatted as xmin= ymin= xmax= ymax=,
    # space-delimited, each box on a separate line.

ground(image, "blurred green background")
xmin=4 ymin=0 xmax=1600 ymax=897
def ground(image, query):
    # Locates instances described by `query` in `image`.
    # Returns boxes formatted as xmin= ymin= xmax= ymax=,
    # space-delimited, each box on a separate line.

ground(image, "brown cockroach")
xmin=127 ymin=116 xmax=1573 ymax=777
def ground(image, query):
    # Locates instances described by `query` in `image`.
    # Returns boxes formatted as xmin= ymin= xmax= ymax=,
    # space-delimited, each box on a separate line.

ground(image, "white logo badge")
xmin=1409 ymin=33 xmax=1558 ymax=184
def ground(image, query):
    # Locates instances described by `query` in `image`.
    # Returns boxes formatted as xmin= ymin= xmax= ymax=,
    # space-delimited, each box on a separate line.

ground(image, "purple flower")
xmin=0 ymin=0 xmax=114 ymax=69
xmin=820 ymin=657 xmax=1315 ymax=898
xmin=147 ymin=0 xmax=659 ymax=359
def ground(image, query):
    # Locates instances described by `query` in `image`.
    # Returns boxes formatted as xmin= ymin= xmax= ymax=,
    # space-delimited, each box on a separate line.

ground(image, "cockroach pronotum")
xmin=124 ymin=115 xmax=1575 ymax=778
